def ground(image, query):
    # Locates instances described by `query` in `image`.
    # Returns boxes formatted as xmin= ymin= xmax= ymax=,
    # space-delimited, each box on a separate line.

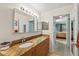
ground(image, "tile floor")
xmin=48 ymin=51 xmax=62 ymax=56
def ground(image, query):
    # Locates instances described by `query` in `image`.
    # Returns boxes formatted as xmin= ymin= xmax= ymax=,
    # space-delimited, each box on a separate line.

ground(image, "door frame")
xmin=52 ymin=14 xmax=71 ymax=55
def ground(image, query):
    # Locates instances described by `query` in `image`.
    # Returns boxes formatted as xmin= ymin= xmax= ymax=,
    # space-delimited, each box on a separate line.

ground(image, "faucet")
xmin=22 ymin=38 xmax=26 ymax=43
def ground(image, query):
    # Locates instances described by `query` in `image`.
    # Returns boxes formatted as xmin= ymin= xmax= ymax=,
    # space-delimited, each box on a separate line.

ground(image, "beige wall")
xmin=41 ymin=5 xmax=74 ymax=34
xmin=41 ymin=5 xmax=74 ymax=52
xmin=0 ymin=4 xmax=41 ymax=43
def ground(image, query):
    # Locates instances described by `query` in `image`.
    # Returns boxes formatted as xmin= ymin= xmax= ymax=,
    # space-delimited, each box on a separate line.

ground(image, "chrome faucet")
xmin=22 ymin=39 xmax=24 ymax=43
xmin=22 ymin=38 xmax=26 ymax=43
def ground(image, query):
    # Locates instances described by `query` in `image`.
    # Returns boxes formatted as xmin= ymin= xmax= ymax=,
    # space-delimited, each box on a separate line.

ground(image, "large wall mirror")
xmin=13 ymin=8 xmax=40 ymax=33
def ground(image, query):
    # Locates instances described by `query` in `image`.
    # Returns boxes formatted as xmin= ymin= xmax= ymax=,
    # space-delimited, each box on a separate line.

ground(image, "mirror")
xmin=56 ymin=19 xmax=66 ymax=32
xmin=42 ymin=21 xmax=49 ymax=30
xmin=13 ymin=8 xmax=39 ymax=33
xmin=54 ymin=14 xmax=71 ymax=55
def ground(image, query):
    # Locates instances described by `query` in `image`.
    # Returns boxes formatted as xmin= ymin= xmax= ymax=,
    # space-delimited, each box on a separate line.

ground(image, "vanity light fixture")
xmin=20 ymin=7 xmax=25 ymax=11
xmin=59 ymin=16 xmax=63 ymax=18
xmin=19 ymin=6 xmax=39 ymax=17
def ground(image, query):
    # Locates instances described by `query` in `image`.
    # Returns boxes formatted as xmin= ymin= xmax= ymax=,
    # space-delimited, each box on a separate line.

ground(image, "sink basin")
xmin=19 ymin=42 xmax=33 ymax=48
xmin=0 ymin=46 xmax=9 ymax=50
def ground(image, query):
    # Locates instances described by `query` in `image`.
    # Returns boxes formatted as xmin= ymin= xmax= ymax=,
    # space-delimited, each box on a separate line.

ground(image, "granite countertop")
xmin=0 ymin=35 xmax=49 ymax=56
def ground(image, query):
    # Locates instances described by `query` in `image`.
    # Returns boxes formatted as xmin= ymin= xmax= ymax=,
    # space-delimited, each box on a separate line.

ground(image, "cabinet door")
xmin=44 ymin=38 xmax=49 ymax=55
xmin=35 ymin=42 xmax=45 ymax=56
xmin=34 ymin=38 xmax=49 ymax=56
xmin=21 ymin=48 xmax=33 ymax=56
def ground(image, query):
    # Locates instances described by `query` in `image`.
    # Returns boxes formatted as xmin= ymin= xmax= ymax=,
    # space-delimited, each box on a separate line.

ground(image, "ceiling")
xmin=56 ymin=19 xmax=66 ymax=24
xmin=29 ymin=3 xmax=73 ymax=13
xmin=0 ymin=3 xmax=73 ymax=14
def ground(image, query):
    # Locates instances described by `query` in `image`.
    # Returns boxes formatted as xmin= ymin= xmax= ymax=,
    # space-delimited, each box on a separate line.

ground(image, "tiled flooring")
xmin=48 ymin=52 xmax=62 ymax=56
xmin=48 ymin=39 xmax=71 ymax=56
xmin=48 ymin=48 xmax=71 ymax=56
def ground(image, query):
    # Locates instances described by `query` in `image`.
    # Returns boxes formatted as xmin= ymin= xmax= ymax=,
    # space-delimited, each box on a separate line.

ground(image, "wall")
xmin=77 ymin=4 xmax=79 ymax=56
xmin=41 ymin=5 xmax=74 ymax=53
xmin=41 ymin=5 xmax=73 ymax=34
xmin=0 ymin=3 xmax=41 ymax=43
xmin=74 ymin=3 xmax=79 ymax=56
xmin=68 ymin=4 xmax=79 ymax=56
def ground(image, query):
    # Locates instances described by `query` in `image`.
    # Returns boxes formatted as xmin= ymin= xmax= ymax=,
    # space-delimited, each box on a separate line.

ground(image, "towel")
xmin=76 ymin=32 xmax=79 ymax=48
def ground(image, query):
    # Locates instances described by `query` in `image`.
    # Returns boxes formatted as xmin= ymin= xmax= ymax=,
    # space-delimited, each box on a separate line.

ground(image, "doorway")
xmin=53 ymin=14 xmax=71 ymax=56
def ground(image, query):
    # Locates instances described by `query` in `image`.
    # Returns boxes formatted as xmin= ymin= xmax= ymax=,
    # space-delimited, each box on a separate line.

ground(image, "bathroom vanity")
xmin=0 ymin=8 xmax=49 ymax=56
xmin=0 ymin=35 xmax=49 ymax=56
xmin=22 ymin=36 xmax=49 ymax=56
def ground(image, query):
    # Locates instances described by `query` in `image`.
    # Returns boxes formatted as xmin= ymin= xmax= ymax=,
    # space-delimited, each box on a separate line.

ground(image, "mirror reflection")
xmin=54 ymin=14 xmax=70 ymax=55
xmin=13 ymin=8 xmax=39 ymax=33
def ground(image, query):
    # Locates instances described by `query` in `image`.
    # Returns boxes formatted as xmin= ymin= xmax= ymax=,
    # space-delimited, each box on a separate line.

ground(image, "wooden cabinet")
xmin=21 ymin=48 xmax=34 ymax=56
xmin=34 ymin=41 xmax=46 ymax=56
xmin=22 ymin=37 xmax=49 ymax=56
xmin=34 ymin=38 xmax=49 ymax=56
